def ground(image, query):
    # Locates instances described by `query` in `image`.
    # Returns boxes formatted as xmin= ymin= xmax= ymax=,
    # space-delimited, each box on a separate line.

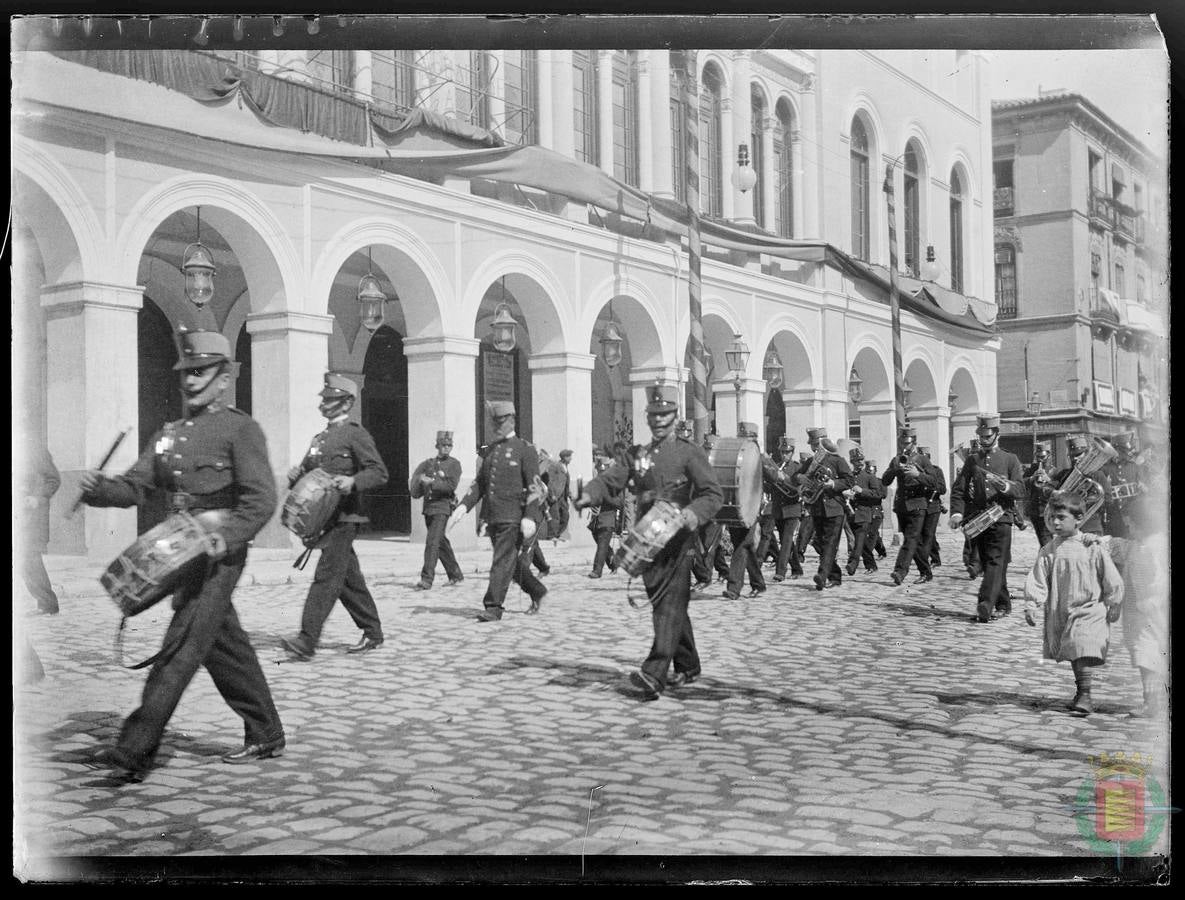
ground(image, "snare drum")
xmin=707 ymin=437 xmax=763 ymax=527
xmin=612 ymin=499 xmax=683 ymax=577
xmin=281 ymin=468 xmax=341 ymax=544
xmin=100 ymin=512 xmax=217 ymax=617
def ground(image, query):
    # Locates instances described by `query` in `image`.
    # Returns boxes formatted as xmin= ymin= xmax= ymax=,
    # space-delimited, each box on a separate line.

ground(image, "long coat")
xmin=1024 ymin=534 xmax=1123 ymax=664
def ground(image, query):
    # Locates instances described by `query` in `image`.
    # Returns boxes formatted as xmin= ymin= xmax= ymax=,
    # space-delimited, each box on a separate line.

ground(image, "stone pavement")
xmin=14 ymin=527 xmax=1170 ymax=877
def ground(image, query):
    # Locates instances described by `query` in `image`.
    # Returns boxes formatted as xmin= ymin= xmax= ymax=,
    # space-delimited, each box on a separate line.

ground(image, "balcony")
xmin=1088 ymin=190 xmax=1115 ymax=228
xmin=993 ymin=186 xmax=1014 ymax=217
xmin=1113 ymin=208 xmax=1142 ymax=244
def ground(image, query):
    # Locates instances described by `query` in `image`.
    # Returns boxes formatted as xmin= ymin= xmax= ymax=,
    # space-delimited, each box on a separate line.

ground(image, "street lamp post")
xmin=1027 ymin=390 xmax=1043 ymax=454
xmin=725 ymin=333 xmax=750 ymax=436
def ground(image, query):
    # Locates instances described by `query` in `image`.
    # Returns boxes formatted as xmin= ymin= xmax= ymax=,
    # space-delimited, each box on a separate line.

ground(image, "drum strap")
xmin=113 ymin=556 xmax=213 ymax=670
xmin=293 ymin=546 xmax=315 ymax=570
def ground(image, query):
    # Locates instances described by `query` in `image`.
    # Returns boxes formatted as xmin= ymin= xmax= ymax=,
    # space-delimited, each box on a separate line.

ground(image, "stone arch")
xmin=698 ymin=52 xmax=733 ymax=95
xmin=464 ymin=251 xmax=570 ymax=356
xmin=946 ymin=361 xmax=982 ymax=416
xmin=11 ymin=148 xmax=100 ymax=284
xmin=904 ymin=350 xmax=940 ymax=408
xmin=756 ymin=318 xmax=815 ymax=392
xmin=850 ymin=341 xmax=893 ymax=403
xmin=582 ymin=274 xmax=666 ymax=369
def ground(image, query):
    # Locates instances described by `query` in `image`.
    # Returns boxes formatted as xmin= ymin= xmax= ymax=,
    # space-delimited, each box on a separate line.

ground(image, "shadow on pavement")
xmin=883 ymin=601 xmax=981 ymax=622
xmin=407 ymin=604 xmax=484 ymax=619
xmin=934 ymin=690 xmax=1133 ymax=718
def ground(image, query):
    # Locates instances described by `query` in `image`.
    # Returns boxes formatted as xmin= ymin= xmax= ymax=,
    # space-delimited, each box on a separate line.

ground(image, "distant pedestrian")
xmin=1023 ymin=491 xmax=1123 ymax=717
xmin=410 ymin=430 xmax=465 ymax=591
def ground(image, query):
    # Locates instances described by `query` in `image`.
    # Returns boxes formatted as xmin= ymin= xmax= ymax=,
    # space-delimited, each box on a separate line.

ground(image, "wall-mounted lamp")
xmin=848 ymin=366 xmax=864 ymax=405
xmin=306 ymin=16 xmax=320 ymax=35
xmin=732 ymin=143 xmax=758 ymax=194
xmin=233 ymin=15 xmax=245 ymax=41
xmin=599 ymin=301 xmax=623 ymax=369
xmin=763 ymin=348 xmax=784 ymax=390
xmin=920 ymin=244 xmax=942 ymax=282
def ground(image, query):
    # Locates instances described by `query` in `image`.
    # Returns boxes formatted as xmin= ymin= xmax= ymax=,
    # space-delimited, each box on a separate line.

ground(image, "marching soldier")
xmin=282 ymin=373 xmax=388 ymax=660
xmin=794 ymin=450 xmax=817 ymax=565
xmin=796 ymin=428 xmax=854 ymax=591
xmin=949 ymin=414 xmax=1025 ymax=623
xmin=1050 ymin=435 xmax=1112 ymax=536
xmin=845 ymin=445 xmax=886 ymax=576
xmin=723 ymin=423 xmax=766 ymax=601
xmin=410 ymin=430 xmax=465 ymax=591
xmin=80 ymin=329 xmax=284 ymax=780
xmin=764 ymin=434 xmax=804 ymax=581
xmin=1023 ymin=440 xmax=1055 ymax=547
xmin=574 ymin=385 xmax=723 ymax=700
xmin=447 ymin=401 xmax=547 ymax=621
xmin=696 ymin=431 xmax=731 ymax=586
xmin=1103 ymin=432 xmax=1141 ymax=538
xmin=916 ymin=446 xmax=946 ymax=571
xmin=587 ymin=450 xmax=621 ymax=578
xmin=865 ymin=460 xmax=889 ymax=562
xmin=882 ymin=425 xmax=940 ymax=586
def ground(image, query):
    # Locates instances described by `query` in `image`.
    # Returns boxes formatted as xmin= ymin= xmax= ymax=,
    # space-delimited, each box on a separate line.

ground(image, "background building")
xmin=991 ymin=92 xmax=1168 ymax=465
xmin=13 ymin=31 xmax=1001 ymax=559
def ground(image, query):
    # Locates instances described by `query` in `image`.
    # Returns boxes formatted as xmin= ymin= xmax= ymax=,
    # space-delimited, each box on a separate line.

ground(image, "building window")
xmin=305 ymin=50 xmax=354 ymax=94
xmin=503 ymin=50 xmax=538 ymax=145
xmin=1090 ymin=251 xmax=1102 ymax=307
xmin=371 ymin=51 xmax=416 ymax=113
xmin=699 ymin=64 xmax=724 ymax=217
xmin=1111 ymin=165 xmax=1126 ymax=205
xmin=774 ymin=101 xmax=794 ymax=238
xmin=611 ymin=51 xmax=639 ymax=186
xmin=850 ymin=117 xmax=871 ymax=261
xmin=669 ymin=51 xmax=688 ymax=202
xmin=950 ymin=168 xmax=965 ymax=293
xmin=1136 ymin=273 xmax=1147 ymax=303
xmin=573 ymin=51 xmax=598 ymax=165
xmin=751 ymin=90 xmax=766 ymax=229
xmin=1114 ymin=262 xmax=1126 ymax=297
xmin=993 ymin=158 xmax=1014 ymax=216
xmin=903 ymin=142 xmax=921 ymax=275
xmin=995 ymin=245 xmax=1017 ymax=318
xmin=456 ymin=51 xmax=490 ymax=129
xmin=1088 ymin=150 xmax=1102 ymax=192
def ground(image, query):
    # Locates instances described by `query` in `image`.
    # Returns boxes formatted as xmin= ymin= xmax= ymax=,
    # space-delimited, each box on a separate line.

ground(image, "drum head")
xmin=708 ymin=437 xmax=764 ymax=527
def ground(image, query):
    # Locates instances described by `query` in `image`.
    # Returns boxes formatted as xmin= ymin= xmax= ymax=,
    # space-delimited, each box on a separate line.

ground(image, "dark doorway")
xmin=475 ymin=341 xmax=526 ymax=448
xmin=361 ymin=325 xmax=410 ymax=533
xmin=765 ymin=390 xmax=786 ymax=453
xmin=137 ymin=296 xmax=182 ymax=534
xmin=234 ymin=325 xmax=252 ymax=415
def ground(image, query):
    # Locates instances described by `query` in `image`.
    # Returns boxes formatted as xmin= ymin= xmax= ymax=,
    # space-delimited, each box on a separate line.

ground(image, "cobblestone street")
xmin=14 ymin=528 xmax=1169 ymax=878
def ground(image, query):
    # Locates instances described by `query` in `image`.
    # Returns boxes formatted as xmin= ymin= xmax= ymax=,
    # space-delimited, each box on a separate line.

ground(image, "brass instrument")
xmin=768 ymin=459 xmax=800 ymax=502
xmin=1058 ymin=436 xmax=1118 ymax=522
xmin=799 ymin=447 xmax=832 ymax=504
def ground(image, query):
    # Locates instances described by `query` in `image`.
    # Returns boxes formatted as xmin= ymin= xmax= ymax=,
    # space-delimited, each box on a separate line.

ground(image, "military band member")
xmin=695 ymin=431 xmax=731 ymax=586
xmin=797 ymin=428 xmax=854 ymax=591
xmin=764 ymin=435 xmax=804 ymax=581
xmin=865 ymin=460 xmax=888 ymax=562
xmin=447 ymin=401 xmax=547 ymax=621
xmin=845 ymin=445 xmax=886 ymax=576
xmin=282 ymin=373 xmax=388 ymax=661
xmin=587 ymin=451 xmax=621 ymax=578
xmin=794 ymin=451 xmax=817 ymax=564
xmin=1023 ymin=440 xmax=1055 ymax=547
xmin=1103 ymin=432 xmax=1141 ymax=539
xmin=949 ymin=414 xmax=1025 ymax=623
xmin=882 ymin=425 xmax=940 ymax=586
xmin=723 ymin=422 xmax=766 ymax=601
xmin=916 ymin=446 xmax=946 ymax=571
xmin=411 ymin=430 xmax=465 ymax=590
xmin=1050 ymin=435 xmax=1112 ymax=536
xmin=80 ymin=329 xmax=284 ymax=780
xmin=575 ymin=385 xmax=723 ymax=700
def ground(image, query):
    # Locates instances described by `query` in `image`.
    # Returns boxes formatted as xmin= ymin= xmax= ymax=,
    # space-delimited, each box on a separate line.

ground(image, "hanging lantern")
xmin=180 ymin=207 xmax=216 ymax=309
xmin=725 ymin=333 xmax=750 ymax=374
xmin=763 ymin=348 xmax=784 ymax=390
xmin=848 ymin=366 xmax=863 ymax=405
xmin=490 ymin=303 xmax=518 ymax=353
xmin=600 ymin=319 xmax=624 ymax=369
xmin=357 ymin=247 xmax=387 ymax=333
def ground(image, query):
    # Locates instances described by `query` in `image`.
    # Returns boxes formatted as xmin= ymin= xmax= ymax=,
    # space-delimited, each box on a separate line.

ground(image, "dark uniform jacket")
xmin=1023 ymin=460 xmax=1055 ymax=515
xmin=926 ymin=464 xmax=948 ymax=514
xmin=584 ymin=433 xmax=723 ymax=529
xmin=849 ymin=469 xmax=887 ymax=525
xmin=411 ymin=455 xmax=462 ymax=517
xmin=85 ymin=405 xmax=276 ymax=553
xmin=882 ymin=454 xmax=939 ymax=513
xmin=796 ymin=450 xmax=854 ymax=519
xmin=22 ymin=445 xmax=61 ymax=551
xmin=950 ymin=445 xmax=1025 ymax=525
xmin=762 ymin=456 xmax=802 ymax=520
xmin=460 ymin=434 xmax=542 ymax=525
xmin=292 ymin=420 xmax=388 ymax=524
xmin=589 ymin=475 xmax=623 ymax=532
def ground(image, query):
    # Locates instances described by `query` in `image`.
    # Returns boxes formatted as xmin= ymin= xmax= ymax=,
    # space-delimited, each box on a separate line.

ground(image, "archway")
xmin=474 ymin=278 xmax=535 ymax=446
xmin=137 ymin=297 xmax=182 ymax=534
xmin=361 ymin=325 xmax=410 ymax=533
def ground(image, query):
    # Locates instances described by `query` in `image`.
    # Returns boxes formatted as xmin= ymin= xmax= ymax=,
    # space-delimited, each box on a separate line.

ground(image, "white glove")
xmin=679 ymin=508 xmax=700 ymax=531
xmin=447 ymin=505 xmax=468 ymax=532
xmin=520 ymin=517 xmax=537 ymax=540
xmin=949 ymin=514 xmax=964 ymax=530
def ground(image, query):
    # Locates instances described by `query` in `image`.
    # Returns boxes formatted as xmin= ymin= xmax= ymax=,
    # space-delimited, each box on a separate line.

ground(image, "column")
xmin=797 ymin=75 xmax=819 ymax=241
xmin=404 ymin=336 xmax=481 ymax=550
xmin=549 ymin=50 xmax=576 ymax=158
xmin=713 ymin=376 xmax=767 ymax=439
xmin=246 ymin=311 xmax=334 ymax=549
xmin=636 ymin=53 xmax=654 ymax=192
xmin=760 ymin=115 xmax=776 ymax=231
xmin=730 ymin=51 xmax=754 ymax=225
xmin=352 ymin=50 xmax=373 ymax=100
xmin=42 ymin=281 xmax=143 ymax=559
xmin=647 ymin=50 xmax=674 ymax=198
xmin=909 ymin=405 xmax=950 ymax=471
xmin=720 ymin=97 xmax=736 ymax=220
xmin=597 ymin=51 xmax=615 ymax=176
xmin=536 ymin=50 xmax=555 ymax=149
xmin=783 ymin=388 xmax=824 ymax=445
xmin=950 ymin=412 xmax=979 ymax=455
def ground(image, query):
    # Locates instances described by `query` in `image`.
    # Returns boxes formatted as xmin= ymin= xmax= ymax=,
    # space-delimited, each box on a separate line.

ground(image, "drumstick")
xmin=67 ymin=427 xmax=131 ymax=518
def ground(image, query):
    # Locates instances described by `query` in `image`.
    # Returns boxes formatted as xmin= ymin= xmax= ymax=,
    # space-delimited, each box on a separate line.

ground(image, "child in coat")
xmin=1023 ymin=491 xmax=1124 ymax=716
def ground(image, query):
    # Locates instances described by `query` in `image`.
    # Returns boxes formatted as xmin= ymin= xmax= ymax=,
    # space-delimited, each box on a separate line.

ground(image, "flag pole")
xmin=883 ymin=161 xmax=907 ymax=430
xmin=681 ymin=50 xmax=710 ymax=443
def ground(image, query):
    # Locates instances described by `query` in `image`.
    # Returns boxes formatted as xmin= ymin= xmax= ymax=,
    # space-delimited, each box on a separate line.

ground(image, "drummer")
xmin=79 ymin=328 xmax=285 ymax=781
xmin=282 ymin=373 xmax=389 ymax=661
xmin=574 ymin=385 xmax=723 ymax=700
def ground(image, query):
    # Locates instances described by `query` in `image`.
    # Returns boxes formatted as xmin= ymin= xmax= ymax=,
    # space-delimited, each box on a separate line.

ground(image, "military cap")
xmin=559 ymin=449 xmax=574 ymax=461
xmin=486 ymin=400 xmax=516 ymax=418
xmin=1111 ymin=432 xmax=1137 ymax=451
xmin=898 ymin=424 xmax=917 ymax=439
xmin=738 ymin=421 xmax=759 ymax=438
xmin=806 ymin=427 xmax=828 ymax=440
xmin=976 ymin=414 xmax=1001 ymax=432
xmin=1067 ymin=435 xmax=1089 ymax=453
xmin=172 ymin=329 xmax=232 ymax=370
xmin=849 ymin=445 xmax=865 ymax=460
xmin=778 ymin=434 xmax=795 ymax=448
xmin=436 ymin=430 xmax=454 ymax=445
xmin=318 ymin=373 xmax=358 ymax=399
xmin=644 ymin=384 xmax=678 ymax=414
xmin=1034 ymin=441 xmax=1052 ymax=455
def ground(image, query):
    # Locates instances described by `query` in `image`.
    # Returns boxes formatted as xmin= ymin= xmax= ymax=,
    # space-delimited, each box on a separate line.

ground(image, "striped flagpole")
xmin=883 ymin=162 xmax=907 ymax=430
xmin=681 ymin=50 xmax=710 ymax=442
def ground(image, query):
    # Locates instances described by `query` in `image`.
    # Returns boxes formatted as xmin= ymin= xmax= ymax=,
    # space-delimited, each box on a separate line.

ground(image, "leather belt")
xmin=170 ymin=487 xmax=237 ymax=512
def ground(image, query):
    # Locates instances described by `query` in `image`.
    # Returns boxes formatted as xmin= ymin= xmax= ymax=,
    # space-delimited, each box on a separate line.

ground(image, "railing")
xmin=993 ymin=186 xmax=1014 ymax=216
xmin=1088 ymin=190 xmax=1115 ymax=226
xmin=1114 ymin=210 xmax=1140 ymax=242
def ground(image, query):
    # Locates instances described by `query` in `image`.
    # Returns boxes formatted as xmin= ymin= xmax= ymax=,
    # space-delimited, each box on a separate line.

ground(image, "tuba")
xmin=1058 ymin=436 xmax=1118 ymax=522
xmin=799 ymin=447 xmax=833 ymax=505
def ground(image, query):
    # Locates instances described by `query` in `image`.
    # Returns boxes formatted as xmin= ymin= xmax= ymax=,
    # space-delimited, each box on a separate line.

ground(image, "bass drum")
xmin=708 ymin=437 xmax=763 ymax=527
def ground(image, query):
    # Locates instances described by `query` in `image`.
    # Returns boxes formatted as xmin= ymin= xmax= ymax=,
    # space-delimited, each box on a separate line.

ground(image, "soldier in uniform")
xmin=845 ymin=445 xmax=886 ymax=576
xmin=865 ymin=460 xmax=888 ymax=563
xmin=447 ymin=401 xmax=547 ymax=621
xmin=916 ymin=446 xmax=947 ymax=571
xmin=764 ymin=434 xmax=804 ymax=582
xmin=949 ymin=414 xmax=1025 ymax=623
xmin=410 ymin=430 xmax=465 ymax=591
xmin=1022 ymin=440 xmax=1055 ymax=547
xmin=723 ymin=422 xmax=767 ymax=601
xmin=282 ymin=374 xmax=388 ymax=660
xmin=794 ymin=450 xmax=817 ymax=565
xmin=1103 ymin=432 xmax=1141 ymax=538
xmin=586 ymin=451 xmax=621 ymax=578
xmin=796 ymin=428 xmax=854 ymax=591
xmin=79 ymin=330 xmax=284 ymax=780
xmin=882 ymin=425 xmax=940 ymax=586
xmin=21 ymin=440 xmax=61 ymax=616
xmin=1050 ymin=435 xmax=1112 ymax=536
xmin=575 ymin=385 xmax=723 ymax=700
xmin=528 ymin=449 xmax=554 ymax=577
xmin=695 ymin=431 xmax=731 ymax=586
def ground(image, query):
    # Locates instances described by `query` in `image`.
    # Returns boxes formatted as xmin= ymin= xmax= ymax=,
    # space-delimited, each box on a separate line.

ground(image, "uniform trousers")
xmin=120 ymin=547 xmax=283 ymax=769
xmin=796 ymin=515 xmax=816 ymax=561
xmin=484 ymin=521 xmax=546 ymax=612
xmin=774 ymin=516 xmax=803 ymax=577
xmin=892 ymin=509 xmax=932 ymax=580
xmin=846 ymin=518 xmax=877 ymax=573
xmin=811 ymin=514 xmax=845 ymax=584
xmin=918 ymin=510 xmax=942 ymax=569
xmin=971 ymin=520 xmax=1013 ymax=621
xmin=420 ymin=512 xmax=463 ymax=585
xmin=641 ymin=535 xmax=700 ymax=687
xmin=755 ymin=515 xmax=779 ymax=564
xmin=22 ymin=545 xmax=59 ymax=613
xmin=871 ymin=516 xmax=887 ymax=557
xmin=590 ymin=525 xmax=616 ymax=576
xmin=726 ymin=523 xmax=766 ymax=595
xmin=531 ymin=539 xmax=550 ymax=574
xmin=300 ymin=524 xmax=383 ymax=646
